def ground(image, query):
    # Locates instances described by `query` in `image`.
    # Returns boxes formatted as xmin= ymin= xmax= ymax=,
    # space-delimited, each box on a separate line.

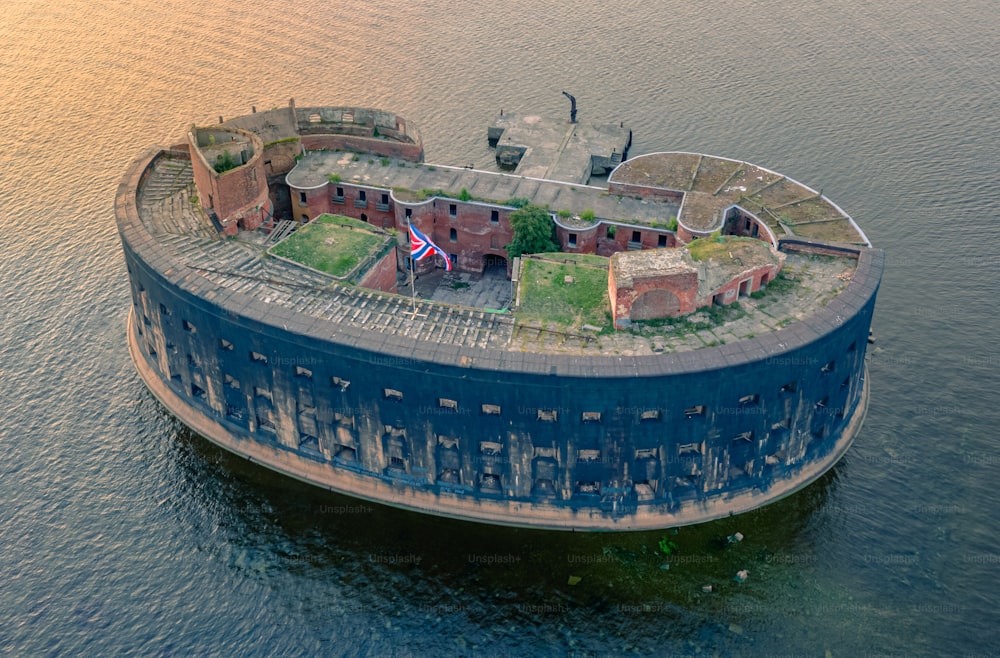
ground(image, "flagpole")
xmin=407 ymin=219 xmax=417 ymax=316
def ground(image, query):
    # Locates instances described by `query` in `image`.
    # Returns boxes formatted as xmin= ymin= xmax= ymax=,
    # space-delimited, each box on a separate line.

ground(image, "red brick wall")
xmin=555 ymin=225 xmax=599 ymax=253
xmin=711 ymin=264 xmax=782 ymax=305
xmin=384 ymin=199 xmax=514 ymax=274
xmin=357 ymin=249 xmax=398 ymax=293
xmin=261 ymin=140 xmax=301 ymax=177
xmin=610 ymin=260 xmax=781 ymax=326
xmin=610 ymin=268 xmax=699 ymax=328
xmin=190 ymin=131 xmax=270 ymax=231
xmin=559 ymin=224 xmax=677 ymax=256
xmin=292 ymin=183 xmax=395 ymax=228
xmin=299 ymin=135 xmax=422 ymax=162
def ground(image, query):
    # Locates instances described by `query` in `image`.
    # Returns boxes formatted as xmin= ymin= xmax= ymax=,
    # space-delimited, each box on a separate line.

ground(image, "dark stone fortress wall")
xmin=118 ymin=151 xmax=882 ymax=529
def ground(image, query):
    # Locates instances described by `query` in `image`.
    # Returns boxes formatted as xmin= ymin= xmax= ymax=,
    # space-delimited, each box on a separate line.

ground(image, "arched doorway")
xmin=483 ymin=254 xmax=507 ymax=271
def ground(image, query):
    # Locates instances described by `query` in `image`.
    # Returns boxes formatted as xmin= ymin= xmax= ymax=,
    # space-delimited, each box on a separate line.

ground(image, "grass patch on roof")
xmin=686 ymin=234 xmax=761 ymax=261
xmin=270 ymin=214 xmax=386 ymax=278
xmin=517 ymin=255 xmax=611 ymax=329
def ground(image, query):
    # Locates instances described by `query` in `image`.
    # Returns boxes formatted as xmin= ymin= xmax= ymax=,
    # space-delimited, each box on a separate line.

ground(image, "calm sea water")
xmin=1 ymin=0 xmax=998 ymax=655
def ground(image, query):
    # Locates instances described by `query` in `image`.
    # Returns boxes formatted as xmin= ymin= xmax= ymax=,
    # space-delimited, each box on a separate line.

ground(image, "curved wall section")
xmin=188 ymin=126 xmax=271 ymax=233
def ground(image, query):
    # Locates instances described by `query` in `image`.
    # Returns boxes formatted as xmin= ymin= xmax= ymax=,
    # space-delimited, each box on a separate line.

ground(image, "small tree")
xmin=214 ymin=150 xmax=238 ymax=173
xmin=507 ymin=205 xmax=559 ymax=258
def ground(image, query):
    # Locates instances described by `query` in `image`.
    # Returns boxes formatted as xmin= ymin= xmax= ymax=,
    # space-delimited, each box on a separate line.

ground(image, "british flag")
xmin=408 ymin=223 xmax=453 ymax=271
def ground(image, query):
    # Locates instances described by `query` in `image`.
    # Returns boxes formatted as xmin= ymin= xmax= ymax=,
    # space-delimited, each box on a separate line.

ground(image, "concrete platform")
xmin=489 ymin=112 xmax=631 ymax=184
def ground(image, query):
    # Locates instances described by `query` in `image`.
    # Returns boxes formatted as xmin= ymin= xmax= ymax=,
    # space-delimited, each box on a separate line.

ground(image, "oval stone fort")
xmin=116 ymin=99 xmax=882 ymax=530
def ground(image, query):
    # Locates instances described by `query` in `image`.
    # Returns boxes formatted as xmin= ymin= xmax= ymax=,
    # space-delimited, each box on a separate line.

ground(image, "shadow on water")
xmin=159 ymin=412 xmax=849 ymax=653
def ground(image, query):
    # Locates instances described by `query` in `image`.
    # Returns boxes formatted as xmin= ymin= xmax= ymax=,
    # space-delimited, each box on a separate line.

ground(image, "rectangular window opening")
xmin=490 ymin=210 xmax=499 ymax=223
xmin=479 ymin=441 xmax=502 ymax=456
xmin=568 ymin=233 xmax=577 ymax=247
xmin=438 ymin=398 xmax=458 ymax=411
xmin=684 ymin=405 xmax=706 ymax=419
xmin=536 ymin=409 xmax=558 ymax=422
xmin=299 ymin=191 xmax=307 ymax=204
xmin=335 ymin=445 xmax=357 ymax=462
xmin=480 ymin=473 xmax=502 ymax=491
xmin=582 ymin=411 xmax=601 ymax=423
xmin=481 ymin=403 xmax=501 ymax=416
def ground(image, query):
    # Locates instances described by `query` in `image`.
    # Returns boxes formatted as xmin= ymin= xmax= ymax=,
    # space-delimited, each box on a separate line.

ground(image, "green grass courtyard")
xmin=516 ymin=253 xmax=611 ymax=330
xmin=269 ymin=214 xmax=389 ymax=278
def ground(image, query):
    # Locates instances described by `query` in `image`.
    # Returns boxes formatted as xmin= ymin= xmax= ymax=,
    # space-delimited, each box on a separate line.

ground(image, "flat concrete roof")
xmin=611 ymin=248 xmax=696 ymax=285
xmin=286 ymin=151 xmax=679 ymax=230
xmin=489 ymin=113 xmax=630 ymax=183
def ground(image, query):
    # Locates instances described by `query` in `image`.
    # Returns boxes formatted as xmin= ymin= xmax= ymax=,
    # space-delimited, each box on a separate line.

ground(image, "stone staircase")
xmin=138 ymin=158 xmax=215 ymax=239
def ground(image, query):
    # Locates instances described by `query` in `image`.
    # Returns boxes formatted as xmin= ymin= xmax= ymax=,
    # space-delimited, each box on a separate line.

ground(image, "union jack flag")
xmin=408 ymin=223 xmax=453 ymax=271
